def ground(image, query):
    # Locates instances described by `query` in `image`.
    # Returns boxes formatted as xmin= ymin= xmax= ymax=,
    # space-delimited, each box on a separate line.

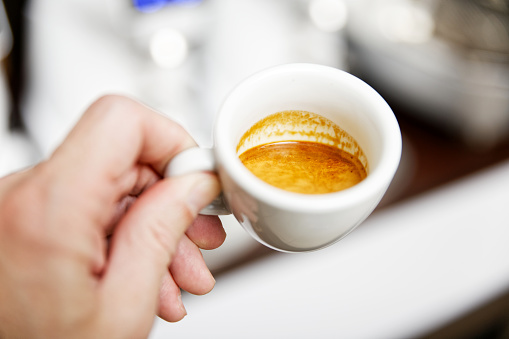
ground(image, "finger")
xmin=49 ymin=95 xmax=198 ymax=234
xmin=186 ymin=215 xmax=226 ymax=250
xmin=158 ymin=271 xmax=187 ymax=323
xmin=127 ymin=165 xmax=161 ymax=197
xmin=104 ymin=165 xmax=161 ymax=235
xmin=169 ymin=234 xmax=215 ymax=296
xmin=54 ymin=95 xmax=197 ymax=176
xmin=100 ymin=172 xmax=220 ymax=320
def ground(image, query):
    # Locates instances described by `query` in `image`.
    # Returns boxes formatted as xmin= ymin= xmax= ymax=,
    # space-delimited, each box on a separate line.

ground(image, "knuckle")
xmin=92 ymin=94 xmax=130 ymax=110
xmin=89 ymin=95 xmax=141 ymax=122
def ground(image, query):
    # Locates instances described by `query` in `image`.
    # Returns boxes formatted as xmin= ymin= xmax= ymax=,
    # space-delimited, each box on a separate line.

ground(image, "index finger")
xmin=51 ymin=95 xmax=196 ymax=182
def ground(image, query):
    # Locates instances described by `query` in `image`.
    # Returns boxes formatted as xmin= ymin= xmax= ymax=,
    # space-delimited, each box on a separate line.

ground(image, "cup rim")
xmin=214 ymin=63 xmax=402 ymax=213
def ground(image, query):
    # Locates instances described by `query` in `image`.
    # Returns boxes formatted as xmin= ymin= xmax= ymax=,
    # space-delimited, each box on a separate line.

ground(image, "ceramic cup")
xmin=165 ymin=63 xmax=402 ymax=252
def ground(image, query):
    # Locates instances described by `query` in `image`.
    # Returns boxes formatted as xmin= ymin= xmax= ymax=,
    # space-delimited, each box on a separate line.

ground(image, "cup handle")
xmin=164 ymin=147 xmax=230 ymax=215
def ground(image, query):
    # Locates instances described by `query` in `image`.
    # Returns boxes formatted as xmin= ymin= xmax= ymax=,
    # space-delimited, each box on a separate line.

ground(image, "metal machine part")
xmin=347 ymin=0 xmax=509 ymax=148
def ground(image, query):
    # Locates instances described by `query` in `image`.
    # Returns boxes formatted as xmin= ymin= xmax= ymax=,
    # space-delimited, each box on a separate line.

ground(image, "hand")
xmin=0 ymin=95 xmax=225 ymax=338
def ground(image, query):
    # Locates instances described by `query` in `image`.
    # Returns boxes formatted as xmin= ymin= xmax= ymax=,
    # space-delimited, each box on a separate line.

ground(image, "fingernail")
xmin=178 ymin=292 xmax=187 ymax=317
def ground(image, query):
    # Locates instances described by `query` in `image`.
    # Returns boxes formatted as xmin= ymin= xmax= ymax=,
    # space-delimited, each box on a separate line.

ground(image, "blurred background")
xmin=1 ymin=0 xmax=509 ymax=338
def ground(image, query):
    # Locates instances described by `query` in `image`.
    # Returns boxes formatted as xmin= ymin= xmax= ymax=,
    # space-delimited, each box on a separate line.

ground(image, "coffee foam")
xmin=236 ymin=110 xmax=369 ymax=172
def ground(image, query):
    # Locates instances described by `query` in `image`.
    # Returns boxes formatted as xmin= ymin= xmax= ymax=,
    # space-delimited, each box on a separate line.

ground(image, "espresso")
xmin=237 ymin=110 xmax=368 ymax=194
xmin=239 ymin=141 xmax=366 ymax=194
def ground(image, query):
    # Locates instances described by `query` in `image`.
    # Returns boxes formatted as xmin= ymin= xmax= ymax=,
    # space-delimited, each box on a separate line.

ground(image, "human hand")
xmin=0 ymin=95 xmax=225 ymax=338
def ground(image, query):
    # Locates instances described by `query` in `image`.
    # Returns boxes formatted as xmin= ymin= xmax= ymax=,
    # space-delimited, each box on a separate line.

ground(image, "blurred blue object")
xmin=132 ymin=0 xmax=202 ymax=13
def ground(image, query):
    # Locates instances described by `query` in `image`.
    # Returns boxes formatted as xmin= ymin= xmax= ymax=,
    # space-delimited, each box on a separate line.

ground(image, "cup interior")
xmin=215 ymin=63 xmax=400 ymax=209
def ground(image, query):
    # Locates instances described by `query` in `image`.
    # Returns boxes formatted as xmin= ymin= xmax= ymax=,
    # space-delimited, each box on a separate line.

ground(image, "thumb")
xmin=99 ymin=172 xmax=220 ymax=330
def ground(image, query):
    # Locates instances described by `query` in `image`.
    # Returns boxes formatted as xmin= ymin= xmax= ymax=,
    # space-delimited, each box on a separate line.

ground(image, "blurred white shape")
xmin=309 ymin=0 xmax=348 ymax=32
xmin=149 ymin=28 xmax=188 ymax=69
xmin=378 ymin=2 xmax=434 ymax=43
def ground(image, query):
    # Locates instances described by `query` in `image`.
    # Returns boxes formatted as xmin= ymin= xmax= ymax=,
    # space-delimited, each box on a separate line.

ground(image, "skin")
xmin=0 ymin=95 xmax=225 ymax=338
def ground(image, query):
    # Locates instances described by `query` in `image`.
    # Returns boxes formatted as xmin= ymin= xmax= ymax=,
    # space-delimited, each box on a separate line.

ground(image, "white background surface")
xmin=151 ymin=159 xmax=509 ymax=339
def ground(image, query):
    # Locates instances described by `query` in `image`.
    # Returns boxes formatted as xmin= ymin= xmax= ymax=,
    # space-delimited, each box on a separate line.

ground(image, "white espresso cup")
xmin=166 ymin=63 xmax=401 ymax=252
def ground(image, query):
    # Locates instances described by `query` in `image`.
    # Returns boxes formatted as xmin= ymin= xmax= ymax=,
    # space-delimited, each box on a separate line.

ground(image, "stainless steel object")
xmin=347 ymin=0 xmax=509 ymax=148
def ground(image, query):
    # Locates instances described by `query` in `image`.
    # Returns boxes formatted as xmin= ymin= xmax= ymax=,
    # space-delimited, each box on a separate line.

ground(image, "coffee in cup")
xmin=237 ymin=110 xmax=367 ymax=194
